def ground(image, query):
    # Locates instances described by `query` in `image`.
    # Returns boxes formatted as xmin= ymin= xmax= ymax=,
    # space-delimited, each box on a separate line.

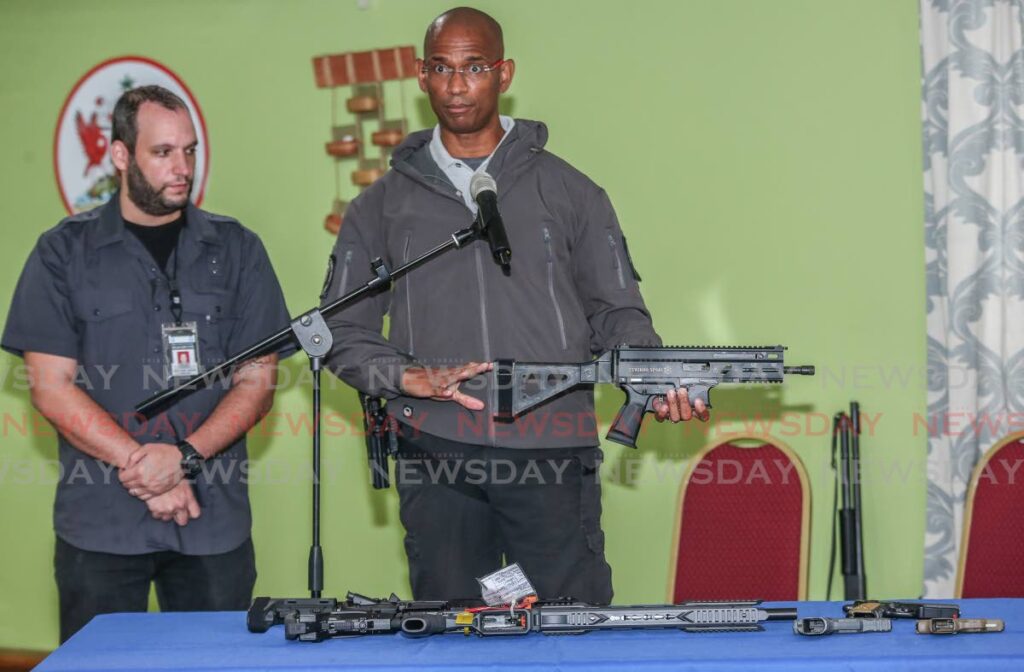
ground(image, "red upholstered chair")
xmin=956 ymin=432 xmax=1024 ymax=597
xmin=669 ymin=436 xmax=810 ymax=602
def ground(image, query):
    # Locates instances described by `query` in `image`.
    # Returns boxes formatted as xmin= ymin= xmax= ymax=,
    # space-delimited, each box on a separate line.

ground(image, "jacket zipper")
xmin=403 ymin=234 xmax=414 ymax=356
xmin=391 ymin=150 xmax=542 ymax=447
xmin=607 ymin=233 xmax=627 ymax=289
xmin=473 ymin=246 xmax=495 ymax=445
xmin=543 ymin=227 xmax=569 ymax=350
xmin=338 ymin=250 xmax=353 ymax=295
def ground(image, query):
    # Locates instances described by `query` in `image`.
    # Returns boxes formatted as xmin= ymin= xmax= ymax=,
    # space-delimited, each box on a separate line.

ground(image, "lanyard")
xmin=168 ymin=237 xmax=184 ymax=326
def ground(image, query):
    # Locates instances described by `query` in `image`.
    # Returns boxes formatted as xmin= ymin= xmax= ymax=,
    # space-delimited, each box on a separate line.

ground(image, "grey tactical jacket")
xmin=322 ymin=119 xmax=660 ymax=449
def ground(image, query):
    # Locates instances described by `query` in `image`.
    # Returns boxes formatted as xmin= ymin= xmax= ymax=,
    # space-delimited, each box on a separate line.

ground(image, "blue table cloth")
xmin=36 ymin=599 xmax=1022 ymax=671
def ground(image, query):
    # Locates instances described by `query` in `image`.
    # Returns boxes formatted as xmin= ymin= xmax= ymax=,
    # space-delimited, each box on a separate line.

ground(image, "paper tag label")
xmin=162 ymin=321 xmax=201 ymax=378
xmin=477 ymin=563 xmax=536 ymax=606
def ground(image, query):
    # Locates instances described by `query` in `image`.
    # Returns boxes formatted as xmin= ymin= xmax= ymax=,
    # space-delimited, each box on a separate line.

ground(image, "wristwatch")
xmin=177 ymin=440 xmax=204 ymax=479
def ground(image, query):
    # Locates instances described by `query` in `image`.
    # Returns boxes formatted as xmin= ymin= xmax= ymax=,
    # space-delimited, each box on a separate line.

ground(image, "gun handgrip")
xmin=686 ymin=384 xmax=712 ymax=410
xmin=606 ymin=388 xmax=652 ymax=448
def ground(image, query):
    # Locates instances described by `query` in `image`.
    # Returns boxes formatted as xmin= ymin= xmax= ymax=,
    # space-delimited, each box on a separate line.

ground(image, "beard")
xmin=126 ymin=158 xmax=192 ymax=217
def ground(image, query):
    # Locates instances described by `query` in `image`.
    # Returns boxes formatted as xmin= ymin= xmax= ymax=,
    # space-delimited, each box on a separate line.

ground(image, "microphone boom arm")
xmin=135 ymin=224 xmax=481 ymax=417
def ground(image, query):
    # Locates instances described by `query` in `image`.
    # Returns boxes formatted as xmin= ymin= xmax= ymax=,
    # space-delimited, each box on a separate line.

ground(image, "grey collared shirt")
xmin=2 ymin=195 xmax=293 ymax=555
xmin=428 ymin=115 xmax=515 ymax=213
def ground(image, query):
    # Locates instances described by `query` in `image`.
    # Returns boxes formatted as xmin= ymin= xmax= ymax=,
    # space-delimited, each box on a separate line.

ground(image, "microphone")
xmin=470 ymin=171 xmax=511 ymax=273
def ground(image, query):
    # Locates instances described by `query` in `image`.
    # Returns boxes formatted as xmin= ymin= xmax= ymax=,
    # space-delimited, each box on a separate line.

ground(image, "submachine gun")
xmin=360 ymin=345 xmax=814 ymax=484
xmin=248 ymin=592 xmax=798 ymax=642
xmin=495 ymin=345 xmax=815 ymax=448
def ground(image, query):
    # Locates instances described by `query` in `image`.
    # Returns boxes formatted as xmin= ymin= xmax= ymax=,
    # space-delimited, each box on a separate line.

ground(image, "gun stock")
xmin=247 ymin=597 xmax=338 ymax=633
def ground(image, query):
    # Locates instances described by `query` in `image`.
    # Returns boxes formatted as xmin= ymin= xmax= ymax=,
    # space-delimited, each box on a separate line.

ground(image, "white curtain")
xmin=921 ymin=0 xmax=1024 ymax=597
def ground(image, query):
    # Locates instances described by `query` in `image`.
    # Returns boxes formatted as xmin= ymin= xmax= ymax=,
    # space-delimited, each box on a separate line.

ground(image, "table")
xmin=35 ymin=599 xmax=1022 ymax=671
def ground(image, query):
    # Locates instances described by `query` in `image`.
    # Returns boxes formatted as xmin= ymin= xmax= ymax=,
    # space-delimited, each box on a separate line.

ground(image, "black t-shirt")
xmin=123 ymin=216 xmax=184 ymax=272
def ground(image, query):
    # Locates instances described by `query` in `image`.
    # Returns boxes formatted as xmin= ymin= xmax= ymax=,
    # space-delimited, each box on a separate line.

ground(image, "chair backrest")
xmin=956 ymin=431 xmax=1024 ymax=597
xmin=669 ymin=435 xmax=810 ymax=602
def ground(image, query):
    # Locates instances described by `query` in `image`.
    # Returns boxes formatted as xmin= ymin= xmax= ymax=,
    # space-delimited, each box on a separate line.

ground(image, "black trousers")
xmin=394 ymin=428 xmax=613 ymax=605
xmin=54 ymin=536 xmax=256 ymax=643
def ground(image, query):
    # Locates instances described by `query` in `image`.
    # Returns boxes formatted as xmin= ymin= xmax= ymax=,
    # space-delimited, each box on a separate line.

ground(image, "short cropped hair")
xmin=111 ymin=85 xmax=188 ymax=153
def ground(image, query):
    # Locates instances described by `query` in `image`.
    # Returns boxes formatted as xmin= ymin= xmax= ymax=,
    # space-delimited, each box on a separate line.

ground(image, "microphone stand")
xmin=135 ymin=221 xmax=482 ymax=598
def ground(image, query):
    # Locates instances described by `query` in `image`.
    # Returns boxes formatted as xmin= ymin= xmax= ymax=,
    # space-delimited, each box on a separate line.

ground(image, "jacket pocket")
xmin=70 ymin=288 xmax=134 ymax=363
xmin=543 ymin=227 xmax=569 ymax=350
xmin=576 ymin=447 xmax=605 ymax=541
xmin=402 ymin=233 xmax=415 ymax=356
xmin=606 ymin=233 xmax=627 ymax=290
xmin=337 ymin=249 xmax=353 ymax=296
xmin=72 ymin=288 xmax=133 ymax=322
xmin=182 ymin=291 xmax=238 ymax=365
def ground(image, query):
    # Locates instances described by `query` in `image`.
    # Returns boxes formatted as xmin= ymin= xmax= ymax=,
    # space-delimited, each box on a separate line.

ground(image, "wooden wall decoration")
xmin=312 ymin=46 xmax=417 ymax=234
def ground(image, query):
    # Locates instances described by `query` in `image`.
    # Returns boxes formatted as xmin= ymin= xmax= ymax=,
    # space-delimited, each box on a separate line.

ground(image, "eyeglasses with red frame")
xmin=422 ymin=59 xmax=506 ymax=80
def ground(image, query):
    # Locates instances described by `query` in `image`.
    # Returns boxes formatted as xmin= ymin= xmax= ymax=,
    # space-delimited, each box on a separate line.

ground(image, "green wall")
xmin=0 ymin=0 xmax=925 ymax=650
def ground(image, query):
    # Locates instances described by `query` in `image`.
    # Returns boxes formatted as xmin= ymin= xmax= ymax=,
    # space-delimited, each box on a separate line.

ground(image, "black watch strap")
xmin=177 ymin=440 xmax=204 ymax=479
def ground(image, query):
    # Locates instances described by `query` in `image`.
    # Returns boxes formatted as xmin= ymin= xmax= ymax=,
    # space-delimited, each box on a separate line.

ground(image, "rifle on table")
xmin=248 ymin=592 xmax=797 ymax=642
xmin=494 ymin=345 xmax=815 ymax=448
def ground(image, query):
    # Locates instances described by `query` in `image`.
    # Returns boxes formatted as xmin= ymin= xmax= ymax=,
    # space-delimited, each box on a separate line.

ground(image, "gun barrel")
xmin=784 ymin=366 xmax=815 ymax=375
xmin=764 ymin=607 xmax=799 ymax=620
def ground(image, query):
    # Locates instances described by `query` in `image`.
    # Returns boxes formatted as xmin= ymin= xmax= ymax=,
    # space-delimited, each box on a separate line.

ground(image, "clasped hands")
xmin=119 ymin=443 xmax=200 ymax=527
xmin=400 ymin=363 xmax=710 ymax=422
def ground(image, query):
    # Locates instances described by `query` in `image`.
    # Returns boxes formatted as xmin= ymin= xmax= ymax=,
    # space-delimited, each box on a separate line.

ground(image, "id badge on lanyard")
xmin=161 ymin=277 xmax=201 ymax=379
xmin=162 ymin=322 xmax=200 ymax=378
